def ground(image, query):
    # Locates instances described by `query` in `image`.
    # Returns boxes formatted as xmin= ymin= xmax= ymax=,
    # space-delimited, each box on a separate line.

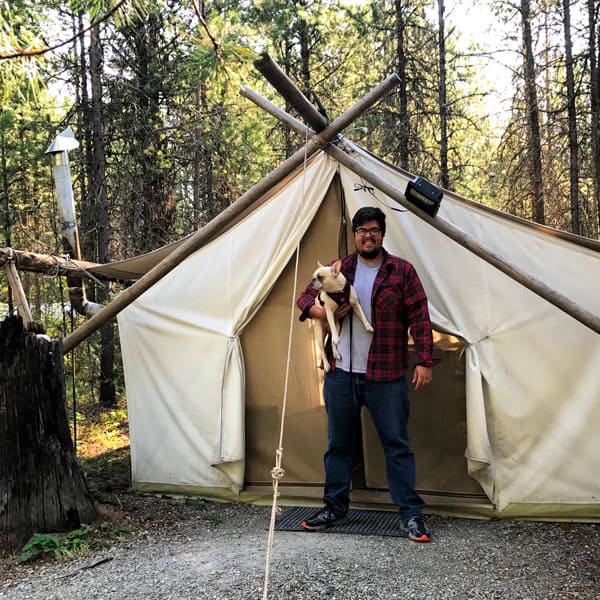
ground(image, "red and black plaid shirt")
xmin=298 ymin=249 xmax=434 ymax=381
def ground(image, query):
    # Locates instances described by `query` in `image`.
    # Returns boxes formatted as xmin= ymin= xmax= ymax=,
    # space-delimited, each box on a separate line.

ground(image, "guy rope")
xmin=261 ymin=124 xmax=312 ymax=600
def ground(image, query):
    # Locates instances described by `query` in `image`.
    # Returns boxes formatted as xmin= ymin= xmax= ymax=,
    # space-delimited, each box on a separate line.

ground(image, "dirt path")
xmin=1 ymin=495 xmax=599 ymax=599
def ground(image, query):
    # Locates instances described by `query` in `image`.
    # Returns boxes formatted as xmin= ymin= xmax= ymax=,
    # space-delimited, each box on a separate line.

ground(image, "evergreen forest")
xmin=1 ymin=0 xmax=599 ymax=406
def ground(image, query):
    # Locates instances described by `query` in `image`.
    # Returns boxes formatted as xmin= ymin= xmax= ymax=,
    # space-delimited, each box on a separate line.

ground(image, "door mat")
xmin=275 ymin=506 xmax=408 ymax=538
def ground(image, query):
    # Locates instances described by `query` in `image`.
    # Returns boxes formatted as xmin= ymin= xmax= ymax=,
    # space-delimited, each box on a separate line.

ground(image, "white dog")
xmin=309 ymin=260 xmax=374 ymax=372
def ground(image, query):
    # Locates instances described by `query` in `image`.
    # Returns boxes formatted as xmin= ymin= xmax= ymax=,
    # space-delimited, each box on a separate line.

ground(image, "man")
xmin=297 ymin=206 xmax=434 ymax=542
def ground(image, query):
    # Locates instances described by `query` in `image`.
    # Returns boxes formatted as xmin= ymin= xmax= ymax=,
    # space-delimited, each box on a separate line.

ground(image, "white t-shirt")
xmin=336 ymin=257 xmax=379 ymax=373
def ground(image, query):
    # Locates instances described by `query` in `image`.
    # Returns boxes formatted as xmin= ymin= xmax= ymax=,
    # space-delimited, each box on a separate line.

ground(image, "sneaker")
xmin=301 ymin=507 xmax=347 ymax=531
xmin=401 ymin=516 xmax=431 ymax=542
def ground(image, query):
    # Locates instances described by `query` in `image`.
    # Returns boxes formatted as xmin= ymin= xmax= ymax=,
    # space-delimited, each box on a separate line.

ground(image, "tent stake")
xmin=240 ymin=85 xmax=600 ymax=335
xmin=61 ymin=74 xmax=401 ymax=354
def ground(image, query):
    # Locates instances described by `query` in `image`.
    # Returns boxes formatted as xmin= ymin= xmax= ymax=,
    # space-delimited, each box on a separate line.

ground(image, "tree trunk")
xmin=90 ymin=22 xmax=115 ymax=407
xmin=298 ymin=6 xmax=311 ymax=100
xmin=0 ymin=316 xmax=96 ymax=552
xmin=76 ymin=10 xmax=94 ymax=262
xmin=394 ymin=0 xmax=410 ymax=170
xmin=200 ymin=85 xmax=216 ymax=223
xmin=193 ymin=86 xmax=203 ymax=229
xmin=437 ymin=0 xmax=450 ymax=190
xmin=562 ymin=0 xmax=581 ymax=235
xmin=521 ymin=0 xmax=545 ymax=224
xmin=282 ymin=41 xmax=295 ymax=159
xmin=588 ymin=0 xmax=600 ymax=238
xmin=1 ymin=129 xmax=13 ymax=315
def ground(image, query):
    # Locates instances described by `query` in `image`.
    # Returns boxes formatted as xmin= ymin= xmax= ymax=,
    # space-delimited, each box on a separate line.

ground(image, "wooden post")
xmin=0 ymin=247 xmax=105 ymax=280
xmin=253 ymin=53 xmax=329 ymax=132
xmin=0 ymin=316 xmax=96 ymax=551
xmin=2 ymin=260 xmax=33 ymax=330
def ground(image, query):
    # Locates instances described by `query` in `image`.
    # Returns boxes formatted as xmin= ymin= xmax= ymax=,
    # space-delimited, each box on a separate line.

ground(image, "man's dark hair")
xmin=352 ymin=206 xmax=386 ymax=236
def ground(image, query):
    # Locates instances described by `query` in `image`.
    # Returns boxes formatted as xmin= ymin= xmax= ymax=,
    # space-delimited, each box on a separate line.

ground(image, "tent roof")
xmin=88 ymin=145 xmax=600 ymax=282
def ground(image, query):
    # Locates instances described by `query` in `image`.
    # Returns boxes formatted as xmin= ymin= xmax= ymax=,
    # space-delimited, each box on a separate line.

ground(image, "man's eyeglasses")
xmin=354 ymin=227 xmax=382 ymax=237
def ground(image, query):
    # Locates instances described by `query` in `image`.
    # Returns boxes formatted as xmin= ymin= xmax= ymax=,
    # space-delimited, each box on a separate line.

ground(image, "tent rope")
xmin=261 ymin=124 xmax=312 ymax=600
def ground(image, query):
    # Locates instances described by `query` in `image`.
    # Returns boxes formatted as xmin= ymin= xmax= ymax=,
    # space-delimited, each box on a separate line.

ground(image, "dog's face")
xmin=310 ymin=260 xmax=346 ymax=293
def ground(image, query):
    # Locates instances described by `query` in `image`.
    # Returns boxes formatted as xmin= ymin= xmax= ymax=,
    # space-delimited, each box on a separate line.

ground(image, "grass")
xmin=70 ymin=397 xmax=132 ymax=500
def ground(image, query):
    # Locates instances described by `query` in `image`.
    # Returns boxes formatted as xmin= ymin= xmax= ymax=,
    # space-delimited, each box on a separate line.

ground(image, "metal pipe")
xmin=46 ymin=128 xmax=101 ymax=318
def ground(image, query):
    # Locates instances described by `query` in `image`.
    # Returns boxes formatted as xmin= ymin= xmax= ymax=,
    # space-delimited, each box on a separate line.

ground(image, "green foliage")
xmin=193 ymin=497 xmax=207 ymax=510
xmin=18 ymin=519 xmax=133 ymax=564
xmin=19 ymin=524 xmax=93 ymax=563
xmin=67 ymin=0 xmax=154 ymax=26
xmin=190 ymin=496 xmax=223 ymax=523
xmin=98 ymin=520 xmax=131 ymax=540
xmin=203 ymin=513 xmax=223 ymax=525
xmin=80 ymin=447 xmax=131 ymax=503
xmin=189 ymin=39 xmax=257 ymax=93
xmin=0 ymin=109 xmax=16 ymax=130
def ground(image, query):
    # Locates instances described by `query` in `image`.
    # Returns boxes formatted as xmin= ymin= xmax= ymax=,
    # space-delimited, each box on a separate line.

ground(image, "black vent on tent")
xmin=405 ymin=176 xmax=443 ymax=217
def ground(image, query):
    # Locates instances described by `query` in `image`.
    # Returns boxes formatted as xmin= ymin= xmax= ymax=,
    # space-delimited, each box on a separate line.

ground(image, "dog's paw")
xmin=323 ymin=359 xmax=331 ymax=372
xmin=365 ymin=323 xmax=374 ymax=333
xmin=332 ymin=347 xmax=342 ymax=360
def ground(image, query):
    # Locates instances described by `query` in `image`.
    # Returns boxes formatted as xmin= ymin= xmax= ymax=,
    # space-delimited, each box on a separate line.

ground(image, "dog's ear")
xmin=331 ymin=260 xmax=342 ymax=275
xmin=317 ymin=260 xmax=324 ymax=268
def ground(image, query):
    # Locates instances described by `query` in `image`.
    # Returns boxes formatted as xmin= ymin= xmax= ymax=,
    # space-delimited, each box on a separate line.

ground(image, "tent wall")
xmin=242 ymin=181 xmax=342 ymax=486
xmin=363 ymin=340 xmax=484 ymax=498
xmin=118 ymin=154 xmax=338 ymax=493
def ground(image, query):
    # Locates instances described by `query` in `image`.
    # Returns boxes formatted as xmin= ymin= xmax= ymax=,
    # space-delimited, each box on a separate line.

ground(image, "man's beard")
xmin=358 ymin=247 xmax=381 ymax=260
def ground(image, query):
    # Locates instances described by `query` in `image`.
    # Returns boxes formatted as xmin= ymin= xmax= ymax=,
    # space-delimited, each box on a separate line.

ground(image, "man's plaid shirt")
xmin=298 ymin=249 xmax=434 ymax=381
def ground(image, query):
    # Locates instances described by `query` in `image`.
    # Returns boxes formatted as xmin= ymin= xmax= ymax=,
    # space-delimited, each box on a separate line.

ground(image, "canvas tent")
xmin=114 ymin=142 xmax=600 ymax=520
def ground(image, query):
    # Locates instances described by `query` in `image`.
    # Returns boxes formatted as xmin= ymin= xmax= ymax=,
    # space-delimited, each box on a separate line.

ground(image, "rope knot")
xmin=270 ymin=466 xmax=285 ymax=480
xmin=310 ymin=134 xmax=328 ymax=150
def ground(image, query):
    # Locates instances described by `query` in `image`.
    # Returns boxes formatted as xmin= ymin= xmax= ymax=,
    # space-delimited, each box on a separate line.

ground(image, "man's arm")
xmin=404 ymin=265 xmax=434 ymax=389
xmin=297 ymin=287 xmax=351 ymax=322
xmin=297 ymin=285 xmax=318 ymax=322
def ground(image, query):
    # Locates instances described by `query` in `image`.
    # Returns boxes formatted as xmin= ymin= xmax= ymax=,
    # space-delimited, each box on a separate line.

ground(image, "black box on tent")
xmin=405 ymin=176 xmax=443 ymax=217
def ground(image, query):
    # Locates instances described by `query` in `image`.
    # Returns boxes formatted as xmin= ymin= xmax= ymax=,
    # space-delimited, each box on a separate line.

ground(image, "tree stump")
xmin=0 ymin=316 xmax=96 ymax=552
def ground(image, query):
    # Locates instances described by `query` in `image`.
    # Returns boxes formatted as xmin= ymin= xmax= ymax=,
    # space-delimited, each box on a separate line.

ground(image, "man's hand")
xmin=308 ymin=304 xmax=327 ymax=321
xmin=412 ymin=365 xmax=432 ymax=391
xmin=334 ymin=302 xmax=351 ymax=319
xmin=308 ymin=302 xmax=351 ymax=322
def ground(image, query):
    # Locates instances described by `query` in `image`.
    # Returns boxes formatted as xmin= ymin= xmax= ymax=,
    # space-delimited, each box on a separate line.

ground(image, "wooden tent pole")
xmin=61 ymin=74 xmax=401 ymax=354
xmin=0 ymin=247 xmax=107 ymax=280
xmin=253 ymin=53 xmax=329 ymax=133
xmin=241 ymin=86 xmax=600 ymax=335
xmin=3 ymin=259 xmax=33 ymax=329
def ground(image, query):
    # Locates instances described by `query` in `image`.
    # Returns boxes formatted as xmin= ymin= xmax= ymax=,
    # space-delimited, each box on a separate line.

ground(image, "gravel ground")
xmin=1 ymin=494 xmax=599 ymax=600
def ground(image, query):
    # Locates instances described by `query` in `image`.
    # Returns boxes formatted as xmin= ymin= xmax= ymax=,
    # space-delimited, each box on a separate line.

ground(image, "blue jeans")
xmin=322 ymin=369 xmax=424 ymax=521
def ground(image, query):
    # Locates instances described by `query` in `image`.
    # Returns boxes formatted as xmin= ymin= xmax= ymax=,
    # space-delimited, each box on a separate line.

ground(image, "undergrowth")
xmin=18 ymin=522 xmax=131 ymax=564
xmin=16 ymin=399 xmax=225 ymax=565
xmin=18 ymin=400 xmax=133 ymax=564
